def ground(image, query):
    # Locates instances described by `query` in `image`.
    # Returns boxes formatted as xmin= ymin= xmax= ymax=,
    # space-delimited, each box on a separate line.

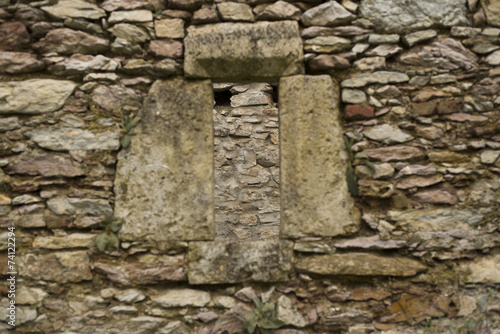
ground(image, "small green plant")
xmin=95 ymin=213 xmax=123 ymax=252
xmin=244 ymin=298 xmax=284 ymax=334
xmin=344 ymin=136 xmax=376 ymax=196
xmin=120 ymin=115 xmax=141 ymax=149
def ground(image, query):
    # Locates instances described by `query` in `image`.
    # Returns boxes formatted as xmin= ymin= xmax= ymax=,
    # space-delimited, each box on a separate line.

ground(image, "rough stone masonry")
xmin=0 ymin=0 xmax=498 ymax=333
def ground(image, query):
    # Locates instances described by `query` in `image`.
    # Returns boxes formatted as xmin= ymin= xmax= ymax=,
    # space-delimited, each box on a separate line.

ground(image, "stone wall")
xmin=0 ymin=0 xmax=499 ymax=333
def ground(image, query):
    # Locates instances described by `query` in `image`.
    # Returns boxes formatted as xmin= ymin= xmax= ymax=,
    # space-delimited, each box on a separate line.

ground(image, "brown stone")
xmin=390 ymin=294 xmax=433 ymax=323
xmin=0 ymin=52 xmax=44 ymax=74
xmin=345 ymin=104 xmax=375 ymax=119
xmin=6 ymin=155 xmax=84 ymax=178
xmin=350 ymin=287 xmax=391 ymax=301
xmin=364 ymin=146 xmax=425 ymax=162
xmin=192 ymin=6 xmax=219 ymax=24
xmin=412 ymin=188 xmax=458 ymax=205
xmin=412 ymin=101 xmax=436 ymax=116
xmin=308 ymin=54 xmax=350 ymax=71
xmin=396 ymin=174 xmax=444 ymax=190
xmin=436 ymin=100 xmax=461 ymax=114
xmin=33 ymin=28 xmax=109 ymax=55
xmin=358 ymin=179 xmax=395 ymax=198
xmin=100 ymin=0 xmax=149 ymax=11
xmin=169 ymin=0 xmax=203 ymax=11
xmin=416 ymin=126 xmax=444 ymax=140
xmin=94 ymin=254 xmax=186 ymax=286
xmin=428 ymin=151 xmax=469 ymax=163
xmin=472 ymin=77 xmax=500 ymax=95
xmin=412 ymin=87 xmax=453 ymax=102
xmin=0 ymin=22 xmax=30 ymax=51
xmin=445 ymin=113 xmax=489 ymax=123
xmin=148 ymin=39 xmax=183 ymax=58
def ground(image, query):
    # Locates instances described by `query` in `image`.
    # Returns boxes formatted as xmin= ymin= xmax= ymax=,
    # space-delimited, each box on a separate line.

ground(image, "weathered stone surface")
xmin=116 ymin=78 xmax=214 ymax=242
xmin=368 ymin=34 xmax=400 ymax=44
xmin=363 ymin=124 xmax=413 ymax=144
xmin=364 ymin=146 xmax=425 ymax=162
xmin=396 ymin=174 xmax=444 ymax=189
xmin=192 ymin=6 xmax=219 ymax=24
xmin=114 ymin=289 xmax=146 ymax=303
xmin=42 ymin=0 xmax=106 ymax=20
xmin=342 ymin=89 xmax=366 ymax=104
xmin=0 ymin=22 xmax=30 ymax=51
xmin=184 ymin=21 xmax=304 ymax=81
xmin=334 ymin=235 xmax=407 ymax=249
xmin=26 ymin=128 xmax=120 ymax=151
xmin=0 ymin=79 xmax=76 ymax=114
xmin=148 ymin=39 xmax=183 ymax=58
xmin=399 ymin=39 xmax=479 ymax=72
xmin=463 ymin=253 xmax=500 ymax=283
xmin=276 ymin=295 xmax=307 ymax=328
xmin=296 ymin=253 xmax=427 ymax=276
xmin=0 ymin=117 xmax=20 ymax=132
xmin=412 ymin=188 xmax=459 ymax=205
xmin=0 ymin=52 xmax=44 ymax=74
xmin=108 ymin=23 xmax=151 ymax=43
xmin=256 ymin=1 xmax=301 ymax=21
xmin=109 ymin=10 xmax=153 ymax=24
xmin=151 ymin=289 xmax=210 ymax=307
xmin=48 ymin=54 xmax=120 ymax=75
xmin=395 ymin=165 xmax=437 ymax=179
xmin=445 ymin=113 xmax=488 ymax=122
xmin=304 ymin=36 xmax=351 ymax=53
xmin=155 ymin=19 xmax=185 ymax=38
xmin=122 ymin=59 xmax=182 ymax=77
xmin=341 ymin=71 xmax=409 ymax=88
xmin=18 ymin=251 xmax=92 ymax=283
xmin=482 ymin=0 xmax=500 ymax=27
xmin=403 ymin=30 xmax=437 ymax=47
xmin=360 ymin=0 xmax=468 ymax=33
xmin=34 ymin=28 xmax=109 ymax=55
xmin=33 ymin=233 xmax=95 ymax=249
xmin=280 ymin=75 xmax=358 ymax=238
xmin=47 ymin=197 xmax=112 ymax=216
xmin=366 ymin=44 xmax=402 ymax=57
xmin=485 ymin=50 xmax=500 ymax=65
xmin=388 ymin=208 xmax=485 ymax=231
xmin=301 ymin=1 xmax=355 ymax=26
xmin=481 ymin=150 xmax=500 ymax=164
xmin=187 ymin=241 xmax=293 ymax=284
xmin=308 ymin=54 xmax=350 ymax=71
xmin=217 ymin=2 xmax=254 ymax=22
xmin=94 ymin=254 xmax=186 ymax=285
xmin=91 ymin=84 xmax=142 ymax=111
xmin=345 ymin=104 xmax=375 ymax=119
xmin=100 ymin=0 xmax=149 ymax=11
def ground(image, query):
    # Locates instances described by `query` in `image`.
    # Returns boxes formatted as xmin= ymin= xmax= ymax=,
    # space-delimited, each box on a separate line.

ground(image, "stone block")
xmin=296 ymin=253 xmax=427 ymax=276
xmin=279 ymin=75 xmax=359 ymax=238
xmin=115 ymin=77 xmax=214 ymax=242
xmin=184 ymin=21 xmax=303 ymax=81
xmin=187 ymin=240 xmax=294 ymax=284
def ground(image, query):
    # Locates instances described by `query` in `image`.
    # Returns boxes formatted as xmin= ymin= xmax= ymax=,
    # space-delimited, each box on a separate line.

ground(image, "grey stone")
xmin=395 ymin=164 xmax=437 ymax=179
xmin=100 ymin=0 xmax=150 ymax=11
xmin=33 ymin=233 xmax=95 ymax=249
xmin=366 ymin=44 xmax=402 ymax=57
xmin=48 ymin=54 xmax=120 ymax=76
xmin=364 ymin=146 xmax=425 ymax=161
xmin=64 ymin=17 xmax=104 ymax=34
xmin=26 ymin=128 xmax=120 ymax=151
xmin=18 ymin=251 xmax=92 ymax=283
xmin=0 ymin=304 xmax=36 ymax=325
xmin=184 ymin=21 xmax=304 ymax=81
xmin=280 ymin=75 xmax=358 ymax=238
xmin=91 ymin=84 xmax=142 ymax=111
xmin=430 ymin=74 xmax=457 ymax=84
xmin=230 ymin=91 xmax=272 ymax=107
xmin=399 ymin=38 xmax=479 ymax=72
xmin=368 ymin=34 xmax=400 ymax=44
xmin=111 ymin=38 xmax=143 ymax=55
xmin=480 ymin=150 xmax=500 ymax=164
xmin=42 ymin=0 xmax=106 ymax=20
xmin=296 ymin=253 xmax=427 ymax=276
xmin=109 ymin=10 xmax=153 ymax=24
xmin=387 ymin=208 xmax=485 ymax=232
xmin=17 ymin=287 xmax=47 ymax=305
xmin=108 ymin=23 xmax=151 ymax=43
xmin=303 ymin=36 xmax=351 ymax=53
xmin=342 ymin=89 xmax=367 ymax=104
xmin=122 ymin=59 xmax=182 ymax=77
xmin=360 ymin=0 xmax=468 ymax=33
xmin=0 ymin=79 xmax=76 ymax=114
xmin=301 ymin=1 xmax=356 ymax=27
xmin=486 ymin=50 xmax=500 ymax=65
xmin=47 ymin=197 xmax=111 ymax=216
xmin=151 ymin=289 xmax=210 ymax=307
xmin=217 ymin=2 xmax=254 ymax=22
xmin=12 ymin=195 xmax=41 ymax=205
xmin=116 ymin=78 xmax=214 ymax=242
xmin=353 ymin=57 xmax=386 ymax=71
xmin=114 ymin=289 xmax=146 ymax=303
xmin=154 ymin=19 xmax=184 ymax=38
xmin=0 ymin=52 xmax=45 ymax=74
xmin=403 ymin=29 xmax=437 ymax=47
xmin=334 ymin=235 xmax=406 ymax=249
xmin=451 ymin=26 xmax=481 ymax=38
xmin=341 ymin=71 xmax=409 ymax=88
xmin=187 ymin=240 xmax=293 ymax=284
xmin=363 ymin=124 xmax=413 ymax=144
xmin=276 ymin=295 xmax=307 ymax=328
xmin=0 ymin=117 xmax=20 ymax=132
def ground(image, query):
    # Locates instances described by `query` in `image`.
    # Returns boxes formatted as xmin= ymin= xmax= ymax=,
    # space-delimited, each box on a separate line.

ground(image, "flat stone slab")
xmin=279 ymin=75 xmax=359 ymax=238
xmin=115 ymin=77 xmax=214 ymax=242
xmin=296 ymin=253 xmax=427 ymax=276
xmin=26 ymin=128 xmax=120 ymax=151
xmin=0 ymin=79 xmax=76 ymax=114
xmin=184 ymin=21 xmax=304 ymax=81
xmin=187 ymin=240 xmax=294 ymax=284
